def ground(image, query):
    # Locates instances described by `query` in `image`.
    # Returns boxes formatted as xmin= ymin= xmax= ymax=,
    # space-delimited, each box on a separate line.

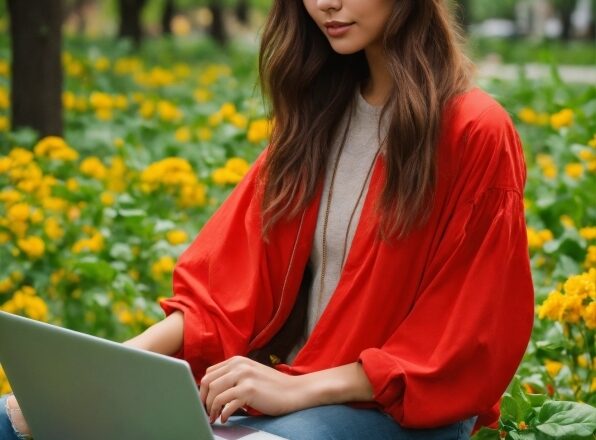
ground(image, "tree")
xmin=161 ymin=0 xmax=176 ymax=35
xmin=208 ymin=1 xmax=228 ymax=46
xmin=553 ymin=0 xmax=579 ymax=40
xmin=8 ymin=0 xmax=64 ymax=137
xmin=235 ymin=0 xmax=249 ymax=26
xmin=117 ymin=0 xmax=148 ymax=48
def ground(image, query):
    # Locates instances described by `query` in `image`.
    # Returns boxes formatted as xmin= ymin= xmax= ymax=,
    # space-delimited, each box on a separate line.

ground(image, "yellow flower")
xmin=166 ymin=230 xmax=188 ymax=245
xmin=588 ymin=134 xmax=596 ymax=149
xmin=71 ymin=232 xmax=104 ymax=254
xmin=550 ymin=108 xmax=574 ymax=130
xmin=538 ymin=290 xmax=565 ymax=320
xmin=174 ymin=126 xmax=192 ymax=143
xmin=9 ymin=147 xmax=34 ymax=166
xmin=17 ymin=235 xmax=45 ymax=259
xmin=196 ymin=127 xmax=212 ymax=141
xmin=80 ymin=156 xmax=107 ymax=180
xmin=518 ymin=107 xmax=538 ymax=124
xmin=0 ymin=277 xmax=12 ymax=294
xmin=151 ymin=256 xmax=176 ymax=279
xmin=230 ymin=113 xmax=248 ymax=129
xmin=7 ymin=203 xmax=30 ymax=222
xmin=578 ymin=149 xmax=594 ymax=162
xmin=0 ymin=366 xmax=12 ymax=394
xmin=89 ymin=91 xmax=113 ymax=111
xmin=0 ymin=59 xmax=8 ymax=77
xmin=577 ymin=354 xmax=589 ymax=369
xmin=0 ymin=232 xmax=10 ymax=244
xmin=565 ymin=163 xmax=583 ymax=180
xmin=226 ymin=157 xmax=250 ymax=176
xmin=560 ymin=215 xmax=575 ymax=229
xmin=583 ymin=302 xmax=596 ymax=329
xmin=100 ymin=192 xmax=115 ymax=206
xmin=94 ymin=57 xmax=110 ymax=72
xmin=564 ymin=273 xmax=595 ymax=298
xmin=560 ymin=294 xmax=583 ymax=324
xmin=66 ymin=178 xmax=79 ymax=192
xmin=0 ymin=189 xmax=21 ymax=204
xmin=527 ymin=227 xmax=553 ymax=250
xmin=112 ymin=95 xmax=128 ymax=110
xmin=0 ymin=116 xmax=8 ymax=132
xmin=42 ymin=197 xmax=68 ymax=212
xmin=34 ymin=136 xmax=79 ymax=161
xmin=544 ymin=359 xmax=563 ymax=377
xmin=1 ymin=286 xmax=48 ymax=321
xmin=44 ymin=217 xmax=64 ymax=240
xmin=208 ymin=111 xmax=223 ymax=127
xmin=139 ymin=100 xmax=155 ymax=119
xmin=211 ymin=168 xmax=229 ymax=185
xmin=0 ymin=87 xmax=9 ymax=109
xmin=114 ymin=138 xmax=125 ymax=149
xmin=193 ymin=88 xmax=212 ymax=103
xmin=579 ymin=227 xmax=596 ymax=240
xmin=30 ymin=209 xmax=44 ymax=224
xmin=219 ymin=103 xmax=236 ymax=119
xmin=95 ymin=108 xmax=113 ymax=121
xmin=585 ymin=246 xmax=596 ymax=269
xmin=247 ymin=119 xmax=273 ymax=144
xmin=157 ymin=100 xmax=182 ymax=122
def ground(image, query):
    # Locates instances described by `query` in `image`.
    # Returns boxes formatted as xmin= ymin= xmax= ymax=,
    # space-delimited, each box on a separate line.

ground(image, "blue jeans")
xmin=0 ymin=393 xmax=477 ymax=439
xmin=0 ymin=394 xmax=33 ymax=440
xmin=225 ymin=405 xmax=478 ymax=439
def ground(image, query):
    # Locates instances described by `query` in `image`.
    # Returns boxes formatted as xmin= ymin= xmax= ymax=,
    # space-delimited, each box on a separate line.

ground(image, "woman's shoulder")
xmin=443 ymin=87 xmax=514 ymax=139
xmin=440 ymin=87 xmax=526 ymax=195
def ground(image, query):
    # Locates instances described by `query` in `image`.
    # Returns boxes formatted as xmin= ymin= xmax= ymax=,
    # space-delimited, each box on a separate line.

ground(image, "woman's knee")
xmin=0 ymin=394 xmax=33 ymax=440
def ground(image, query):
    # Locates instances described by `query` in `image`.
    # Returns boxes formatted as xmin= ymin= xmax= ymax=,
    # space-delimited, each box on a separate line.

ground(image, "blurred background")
xmin=0 ymin=1 xmax=594 ymax=438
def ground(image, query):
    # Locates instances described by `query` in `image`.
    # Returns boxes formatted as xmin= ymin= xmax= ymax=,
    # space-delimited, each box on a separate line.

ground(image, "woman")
xmin=1 ymin=0 xmax=534 ymax=438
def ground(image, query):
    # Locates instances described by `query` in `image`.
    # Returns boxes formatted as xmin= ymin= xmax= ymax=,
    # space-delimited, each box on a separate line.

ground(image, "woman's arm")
xmin=298 ymin=362 xmax=374 ymax=407
xmin=122 ymin=310 xmax=184 ymax=356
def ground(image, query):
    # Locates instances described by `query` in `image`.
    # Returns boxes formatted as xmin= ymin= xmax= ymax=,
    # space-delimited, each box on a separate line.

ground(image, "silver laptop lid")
xmin=0 ymin=311 xmax=285 ymax=440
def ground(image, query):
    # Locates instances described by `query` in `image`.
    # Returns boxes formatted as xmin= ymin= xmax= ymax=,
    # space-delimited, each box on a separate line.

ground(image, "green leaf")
xmin=472 ymin=427 xmax=500 ymax=440
xmin=536 ymin=401 xmax=596 ymax=438
xmin=118 ymin=208 xmax=146 ymax=218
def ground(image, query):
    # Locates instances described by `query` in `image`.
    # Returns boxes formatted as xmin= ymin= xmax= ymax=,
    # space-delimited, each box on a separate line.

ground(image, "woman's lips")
xmin=325 ymin=23 xmax=354 ymax=38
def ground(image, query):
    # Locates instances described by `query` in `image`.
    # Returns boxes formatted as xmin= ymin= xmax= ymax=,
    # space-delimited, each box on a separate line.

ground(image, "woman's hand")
xmin=200 ymin=356 xmax=306 ymax=423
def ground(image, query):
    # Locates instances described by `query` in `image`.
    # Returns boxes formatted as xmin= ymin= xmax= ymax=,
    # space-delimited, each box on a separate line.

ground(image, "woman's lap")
xmin=225 ymin=405 xmax=478 ymax=440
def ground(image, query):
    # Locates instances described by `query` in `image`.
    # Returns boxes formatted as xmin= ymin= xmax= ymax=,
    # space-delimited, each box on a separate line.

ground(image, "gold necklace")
xmin=315 ymin=112 xmax=382 ymax=321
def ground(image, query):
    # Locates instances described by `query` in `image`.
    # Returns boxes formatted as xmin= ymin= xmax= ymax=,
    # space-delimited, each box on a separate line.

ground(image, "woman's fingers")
xmin=220 ymin=399 xmax=244 ymax=423
xmin=209 ymin=387 xmax=243 ymax=422
xmin=205 ymin=371 xmax=239 ymax=414
xmin=199 ymin=364 xmax=231 ymax=405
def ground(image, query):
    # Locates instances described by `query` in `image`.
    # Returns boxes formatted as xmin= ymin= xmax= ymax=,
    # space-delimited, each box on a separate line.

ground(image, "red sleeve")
xmin=159 ymin=148 xmax=270 ymax=382
xmin=358 ymin=105 xmax=535 ymax=428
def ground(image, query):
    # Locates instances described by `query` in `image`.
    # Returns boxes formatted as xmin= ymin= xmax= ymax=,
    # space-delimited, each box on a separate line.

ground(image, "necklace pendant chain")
xmin=315 ymin=108 xmax=382 ymax=321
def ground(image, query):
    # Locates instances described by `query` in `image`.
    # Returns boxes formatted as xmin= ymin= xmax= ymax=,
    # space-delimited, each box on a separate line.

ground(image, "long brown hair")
xmin=257 ymin=0 xmax=474 ymax=242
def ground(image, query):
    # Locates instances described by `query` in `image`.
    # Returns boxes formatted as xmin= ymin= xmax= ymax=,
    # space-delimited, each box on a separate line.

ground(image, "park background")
xmin=0 ymin=0 xmax=595 ymax=438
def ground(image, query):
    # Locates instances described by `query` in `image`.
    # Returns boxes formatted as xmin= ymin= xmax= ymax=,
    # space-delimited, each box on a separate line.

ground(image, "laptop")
xmin=0 ymin=310 xmax=286 ymax=440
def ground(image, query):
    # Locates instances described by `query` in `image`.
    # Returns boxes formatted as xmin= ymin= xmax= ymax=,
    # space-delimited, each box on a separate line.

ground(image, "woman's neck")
xmin=361 ymin=43 xmax=392 ymax=107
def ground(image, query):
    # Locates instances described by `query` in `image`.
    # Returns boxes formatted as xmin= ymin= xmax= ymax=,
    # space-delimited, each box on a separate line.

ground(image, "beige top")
xmin=286 ymin=85 xmax=389 ymax=364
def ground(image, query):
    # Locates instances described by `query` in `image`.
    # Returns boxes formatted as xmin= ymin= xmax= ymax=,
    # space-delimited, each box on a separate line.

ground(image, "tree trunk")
xmin=208 ymin=1 xmax=228 ymax=46
xmin=235 ymin=0 xmax=249 ymax=26
xmin=8 ymin=0 xmax=63 ymax=137
xmin=558 ymin=0 xmax=577 ymax=40
xmin=161 ymin=0 xmax=175 ymax=35
xmin=117 ymin=0 xmax=147 ymax=48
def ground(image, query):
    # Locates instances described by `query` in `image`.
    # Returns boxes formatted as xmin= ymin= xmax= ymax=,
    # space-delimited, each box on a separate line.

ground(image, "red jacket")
xmin=159 ymin=88 xmax=535 ymax=435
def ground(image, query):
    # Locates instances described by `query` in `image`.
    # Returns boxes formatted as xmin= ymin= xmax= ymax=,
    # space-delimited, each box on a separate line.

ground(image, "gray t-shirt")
xmin=286 ymin=85 xmax=389 ymax=364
